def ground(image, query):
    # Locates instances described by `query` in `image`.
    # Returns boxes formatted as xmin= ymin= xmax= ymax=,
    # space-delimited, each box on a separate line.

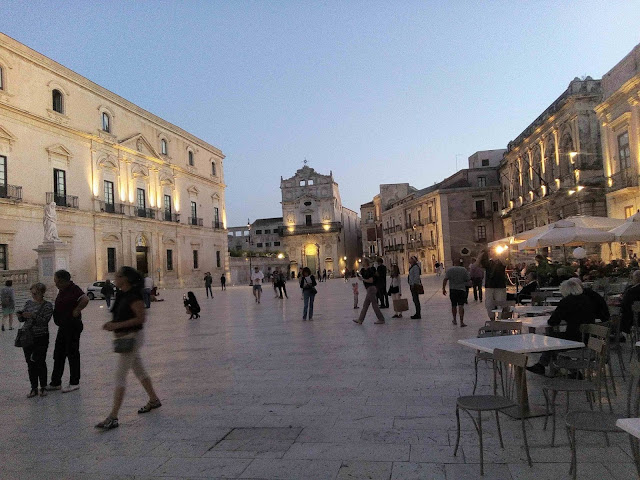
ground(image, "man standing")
xmin=101 ymin=279 xmax=115 ymax=309
xmin=322 ymin=269 xmax=327 ymax=282
xmin=353 ymin=258 xmax=385 ymax=324
xmin=143 ymin=274 xmax=153 ymax=308
xmin=220 ymin=274 xmax=226 ymax=291
xmin=477 ymin=250 xmax=507 ymax=320
xmin=204 ymin=272 xmax=213 ymax=298
xmin=443 ymin=262 xmax=470 ymax=327
xmin=251 ymin=266 xmax=264 ymax=304
xmin=407 ymin=256 xmax=422 ymax=319
xmin=376 ymin=258 xmax=389 ymax=308
xmin=469 ymin=258 xmax=484 ymax=302
xmin=47 ymin=270 xmax=89 ymax=393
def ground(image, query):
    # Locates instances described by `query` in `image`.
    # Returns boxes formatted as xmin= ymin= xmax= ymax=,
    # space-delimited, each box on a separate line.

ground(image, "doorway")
xmin=136 ymin=246 xmax=148 ymax=274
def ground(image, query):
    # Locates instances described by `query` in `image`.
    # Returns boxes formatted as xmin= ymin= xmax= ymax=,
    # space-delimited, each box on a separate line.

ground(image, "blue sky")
xmin=4 ymin=1 xmax=640 ymax=225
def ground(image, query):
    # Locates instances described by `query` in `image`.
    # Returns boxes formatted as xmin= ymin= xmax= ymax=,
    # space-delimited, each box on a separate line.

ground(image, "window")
xmin=53 ymin=168 xmax=66 ymax=204
xmin=481 ymin=159 xmax=489 ymax=166
xmin=0 ymin=244 xmax=6 ymax=270
xmin=193 ymin=250 xmax=199 ymax=269
xmin=102 ymin=112 xmax=110 ymax=132
xmin=625 ymin=206 xmax=634 ymax=219
xmin=164 ymin=194 xmax=172 ymax=219
xmin=476 ymin=225 xmax=487 ymax=241
xmin=264 ymin=229 xmax=271 ymax=234
xmin=137 ymin=188 xmax=145 ymax=209
xmin=305 ymin=215 xmax=312 ymax=226
xmin=265 ymin=242 xmax=271 ymax=247
xmin=493 ymin=201 xmax=499 ymax=212
xmin=274 ymin=241 xmax=280 ymax=246
xmin=211 ymin=161 xmax=216 ymax=176
xmin=367 ymin=211 xmax=374 ymax=221
xmin=475 ymin=200 xmax=485 ymax=218
xmin=52 ymin=89 xmax=64 ymax=114
xmin=255 ymin=229 xmax=262 ymax=234
xmin=107 ymin=247 xmax=116 ymax=273
xmin=256 ymin=243 xmax=263 ymax=247
xmin=214 ymin=207 xmax=220 ymax=227
xmin=0 ymin=66 xmax=4 ymax=90
xmin=477 ymin=176 xmax=487 ymax=187
xmin=161 ymin=139 xmax=168 ymax=155
xmin=104 ymin=180 xmax=114 ymax=212
xmin=430 ymin=231 xmax=435 ymax=245
xmin=0 ymin=156 xmax=6 ymax=194
xmin=428 ymin=206 xmax=433 ymax=222
xmin=166 ymin=249 xmax=173 ymax=271
xmin=299 ymin=180 xmax=305 ymax=186
xmin=308 ymin=179 xmax=314 ymax=185
xmin=619 ymin=132 xmax=631 ymax=170
xmin=188 ymin=151 xmax=194 ymax=166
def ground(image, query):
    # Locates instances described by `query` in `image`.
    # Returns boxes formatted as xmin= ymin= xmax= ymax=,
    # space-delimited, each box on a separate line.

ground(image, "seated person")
xmin=150 ymin=286 xmax=165 ymax=302
xmin=574 ymin=278 xmax=609 ymax=323
xmin=516 ymin=273 xmax=538 ymax=304
xmin=621 ymin=270 xmax=640 ymax=334
xmin=527 ymin=278 xmax=596 ymax=375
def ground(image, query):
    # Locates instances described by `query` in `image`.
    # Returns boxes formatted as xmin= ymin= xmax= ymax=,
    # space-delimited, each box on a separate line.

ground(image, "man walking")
xmin=251 ymin=266 xmax=264 ymax=303
xmin=220 ymin=273 xmax=226 ymax=291
xmin=477 ymin=250 xmax=507 ymax=320
xmin=47 ymin=270 xmax=89 ymax=393
xmin=100 ymin=279 xmax=115 ymax=309
xmin=469 ymin=258 xmax=484 ymax=302
xmin=204 ymin=272 xmax=213 ymax=298
xmin=353 ymin=258 xmax=385 ymax=324
xmin=376 ymin=258 xmax=389 ymax=308
xmin=443 ymin=262 xmax=470 ymax=327
xmin=143 ymin=274 xmax=153 ymax=308
xmin=408 ymin=256 xmax=422 ymax=319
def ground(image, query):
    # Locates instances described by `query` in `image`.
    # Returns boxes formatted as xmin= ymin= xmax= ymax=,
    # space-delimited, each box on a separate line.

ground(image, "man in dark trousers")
xmin=47 ymin=270 xmax=89 ymax=393
xmin=376 ymin=258 xmax=389 ymax=308
xmin=220 ymin=274 xmax=226 ymax=291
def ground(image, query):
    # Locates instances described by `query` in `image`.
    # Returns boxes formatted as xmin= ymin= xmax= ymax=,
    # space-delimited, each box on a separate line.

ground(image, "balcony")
xmin=280 ymin=222 xmax=342 ymax=236
xmin=472 ymin=211 xmax=488 ymax=219
xmin=47 ymin=192 xmax=78 ymax=209
xmin=608 ymin=168 xmax=638 ymax=193
xmin=162 ymin=211 xmax=180 ymax=222
xmin=0 ymin=184 xmax=22 ymax=201
xmin=99 ymin=201 xmax=125 ymax=214
xmin=134 ymin=207 xmax=156 ymax=219
xmin=188 ymin=217 xmax=203 ymax=227
xmin=475 ymin=237 xmax=487 ymax=243
xmin=212 ymin=220 xmax=223 ymax=230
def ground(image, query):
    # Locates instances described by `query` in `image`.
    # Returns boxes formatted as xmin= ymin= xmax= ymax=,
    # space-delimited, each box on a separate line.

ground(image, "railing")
xmin=0 ymin=269 xmax=39 ymax=288
xmin=472 ymin=211 xmax=488 ymax=219
xmin=188 ymin=217 xmax=203 ymax=227
xmin=475 ymin=237 xmax=487 ymax=243
xmin=162 ymin=211 xmax=180 ymax=222
xmin=134 ymin=207 xmax=156 ymax=219
xmin=212 ymin=220 xmax=223 ymax=230
xmin=279 ymin=222 xmax=342 ymax=236
xmin=46 ymin=192 xmax=79 ymax=209
xmin=99 ymin=201 xmax=125 ymax=214
xmin=0 ymin=184 xmax=22 ymax=201
xmin=608 ymin=168 xmax=638 ymax=192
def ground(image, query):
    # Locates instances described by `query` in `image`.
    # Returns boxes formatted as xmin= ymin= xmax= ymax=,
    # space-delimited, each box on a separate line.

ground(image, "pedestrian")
xmin=278 ymin=269 xmax=288 ymax=299
xmin=299 ymin=267 xmax=317 ymax=320
xmin=204 ymin=272 xmax=213 ymax=298
xmin=389 ymin=264 xmax=403 ymax=318
xmin=317 ymin=270 xmax=322 ymax=282
xmin=323 ymin=269 xmax=327 ymax=282
xmin=408 ymin=256 xmax=422 ymax=319
xmin=376 ymin=258 xmax=389 ymax=308
xmin=1 ymin=279 xmax=16 ymax=331
xmin=353 ymin=258 xmax=385 ymax=324
xmin=272 ymin=268 xmax=280 ymax=298
xmin=469 ymin=258 xmax=484 ymax=302
xmin=476 ymin=250 xmax=507 ymax=320
xmin=101 ymin=279 xmax=115 ymax=309
xmin=436 ymin=261 xmax=443 ymax=277
xmin=18 ymin=282 xmax=53 ymax=398
xmin=220 ymin=274 xmax=226 ymax=291
xmin=443 ymin=261 xmax=470 ymax=327
xmin=251 ymin=266 xmax=264 ymax=303
xmin=184 ymin=291 xmax=200 ymax=319
xmin=46 ymin=270 xmax=89 ymax=393
xmin=95 ymin=266 xmax=161 ymax=430
xmin=142 ymin=274 xmax=153 ymax=308
xmin=352 ymin=282 xmax=359 ymax=309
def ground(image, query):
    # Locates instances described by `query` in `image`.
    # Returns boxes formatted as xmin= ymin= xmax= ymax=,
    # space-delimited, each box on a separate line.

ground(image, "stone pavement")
xmin=0 ymin=274 xmax=636 ymax=479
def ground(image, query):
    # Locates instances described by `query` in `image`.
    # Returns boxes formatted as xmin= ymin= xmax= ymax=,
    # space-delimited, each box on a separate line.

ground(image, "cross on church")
xmin=303 ymin=158 xmax=308 ymax=165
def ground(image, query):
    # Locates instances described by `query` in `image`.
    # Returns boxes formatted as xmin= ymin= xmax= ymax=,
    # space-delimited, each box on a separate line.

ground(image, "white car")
xmin=86 ymin=281 xmax=107 ymax=300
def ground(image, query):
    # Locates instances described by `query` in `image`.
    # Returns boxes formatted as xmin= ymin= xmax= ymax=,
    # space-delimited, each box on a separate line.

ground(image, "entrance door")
xmin=306 ymin=255 xmax=317 ymax=274
xmin=136 ymin=246 xmax=149 ymax=274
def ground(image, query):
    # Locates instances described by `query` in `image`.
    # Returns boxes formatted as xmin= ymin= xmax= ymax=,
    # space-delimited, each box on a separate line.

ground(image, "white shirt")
xmin=144 ymin=277 xmax=153 ymax=289
xmin=251 ymin=271 xmax=264 ymax=285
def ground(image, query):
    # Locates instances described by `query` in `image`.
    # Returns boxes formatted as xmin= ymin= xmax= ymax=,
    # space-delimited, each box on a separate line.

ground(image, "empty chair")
xmin=473 ymin=321 xmax=522 ymax=394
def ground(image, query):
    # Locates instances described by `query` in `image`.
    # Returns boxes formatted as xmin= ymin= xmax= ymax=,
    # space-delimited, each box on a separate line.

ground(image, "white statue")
xmin=43 ymin=202 xmax=60 ymax=242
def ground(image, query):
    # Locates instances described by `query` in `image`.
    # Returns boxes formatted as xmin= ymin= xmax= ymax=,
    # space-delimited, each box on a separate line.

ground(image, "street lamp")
xmin=247 ymin=218 xmax=253 ymax=285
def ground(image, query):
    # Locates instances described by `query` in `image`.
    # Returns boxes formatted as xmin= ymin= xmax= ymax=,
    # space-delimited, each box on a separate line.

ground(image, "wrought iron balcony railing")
xmin=100 ymin=201 xmax=125 ymax=214
xmin=134 ymin=207 xmax=155 ymax=219
xmin=188 ymin=217 xmax=203 ymax=227
xmin=47 ymin=192 xmax=78 ymax=209
xmin=162 ymin=211 xmax=180 ymax=222
xmin=0 ymin=184 xmax=22 ymax=201
xmin=212 ymin=220 xmax=223 ymax=230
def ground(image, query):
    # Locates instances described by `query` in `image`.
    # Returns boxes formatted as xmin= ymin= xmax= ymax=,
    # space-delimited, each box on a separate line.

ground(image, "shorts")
xmin=449 ymin=289 xmax=466 ymax=307
xmin=253 ymin=285 xmax=262 ymax=291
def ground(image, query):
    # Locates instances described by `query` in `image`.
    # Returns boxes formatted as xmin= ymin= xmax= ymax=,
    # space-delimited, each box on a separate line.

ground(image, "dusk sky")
xmin=4 ymin=1 xmax=640 ymax=226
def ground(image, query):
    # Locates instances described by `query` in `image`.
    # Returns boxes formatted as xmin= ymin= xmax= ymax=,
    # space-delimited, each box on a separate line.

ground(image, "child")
xmin=352 ymin=282 xmax=359 ymax=309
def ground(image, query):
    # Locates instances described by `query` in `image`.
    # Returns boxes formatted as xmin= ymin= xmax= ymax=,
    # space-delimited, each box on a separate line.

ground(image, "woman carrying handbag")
xmin=299 ymin=267 xmax=317 ymax=321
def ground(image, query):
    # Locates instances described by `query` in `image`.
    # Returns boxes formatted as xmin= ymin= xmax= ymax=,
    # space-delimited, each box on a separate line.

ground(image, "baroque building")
xmin=0 ymin=33 xmax=228 ymax=286
xmin=499 ymin=77 xmax=606 ymax=238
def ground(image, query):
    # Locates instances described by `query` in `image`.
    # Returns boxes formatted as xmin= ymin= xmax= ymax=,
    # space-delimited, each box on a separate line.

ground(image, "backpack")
xmin=1 ymin=288 xmax=12 ymax=307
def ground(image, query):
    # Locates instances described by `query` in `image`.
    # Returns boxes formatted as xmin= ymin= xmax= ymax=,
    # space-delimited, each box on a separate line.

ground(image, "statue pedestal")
xmin=34 ymin=241 xmax=71 ymax=293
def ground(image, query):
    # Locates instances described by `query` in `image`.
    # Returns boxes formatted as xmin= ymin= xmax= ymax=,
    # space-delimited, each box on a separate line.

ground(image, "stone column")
xmin=34 ymin=241 xmax=71 ymax=294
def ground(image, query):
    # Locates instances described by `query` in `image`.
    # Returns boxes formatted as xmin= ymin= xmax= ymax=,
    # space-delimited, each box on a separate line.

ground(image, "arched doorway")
xmin=324 ymin=257 xmax=334 ymax=277
xmin=135 ymin=234 xmax=149 ymax=274
xmin=305 ymin=243 xmax=319 ymax=274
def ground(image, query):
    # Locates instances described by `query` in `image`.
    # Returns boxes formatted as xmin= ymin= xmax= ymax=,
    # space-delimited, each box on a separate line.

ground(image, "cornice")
xmin=596 ymin=74 xmax=640 ymax=113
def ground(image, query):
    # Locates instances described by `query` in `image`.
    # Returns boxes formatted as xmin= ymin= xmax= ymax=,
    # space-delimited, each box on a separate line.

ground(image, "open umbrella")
xmin=609 ymin=212 xmax=640 ymax=242
xmin=518 ymin=219 xmax=615 ymax=250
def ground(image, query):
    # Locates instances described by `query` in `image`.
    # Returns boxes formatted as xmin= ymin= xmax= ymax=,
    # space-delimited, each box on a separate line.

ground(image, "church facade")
xmin=0 ymin=33 xmax=228 ymax=287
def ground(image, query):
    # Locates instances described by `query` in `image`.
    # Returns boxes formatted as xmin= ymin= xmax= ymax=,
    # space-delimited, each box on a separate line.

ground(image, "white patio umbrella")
xmin=518 ymin=219 xmax=615 ymax=250
xmin=609 ymin=212 xmax=640 ymax=242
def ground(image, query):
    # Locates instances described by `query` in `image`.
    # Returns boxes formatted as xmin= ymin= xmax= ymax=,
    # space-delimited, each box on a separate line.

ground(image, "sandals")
xmin=95 ymin=416 xmax=119 ymax=429
xmin=138 ymin=399 xmax=162 ymax=414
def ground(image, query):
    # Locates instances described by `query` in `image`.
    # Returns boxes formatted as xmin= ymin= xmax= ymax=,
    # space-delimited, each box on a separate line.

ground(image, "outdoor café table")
xmin=543 ymin=297 xmax=562 ymax=306
xmin=458 ymin=334 xmax=585 ymax=418
xmin=498 ymin=315 xmax=553 ymax=333
xmin=513 ymin=305 xmax=556 ymax=316
xmin=616 ymin=418 xmax=640 ymax=439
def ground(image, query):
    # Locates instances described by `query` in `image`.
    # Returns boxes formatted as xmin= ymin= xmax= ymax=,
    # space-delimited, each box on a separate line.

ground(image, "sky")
xmin=4 ymin=1 xmax=640 ymax=226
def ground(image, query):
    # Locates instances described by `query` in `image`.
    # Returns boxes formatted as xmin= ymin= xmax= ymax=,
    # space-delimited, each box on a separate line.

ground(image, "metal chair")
xmin=630 ymin=302 xmax=640 ymax=362
xmin=542 ymin=337 xmax=612 ymax=446
xmin=601 ymin=314 xmax=626 ymax=385
xmin=565 ymin=360 xmax=640 ymax=480
xmin=455 ymin=348 xmax=533 ymax=476
xmin=472 ymin=321 xmax=522 ymax=394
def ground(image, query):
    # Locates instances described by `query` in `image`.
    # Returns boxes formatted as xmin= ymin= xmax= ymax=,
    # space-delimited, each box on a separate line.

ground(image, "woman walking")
xmin=389 ymin=264 xmax=403 ymax=318
xmin=96 ymin=266 xmax=161 ymax=430
xmin=18 ymin=283 xmax=53 ymax=398
xmin=353 ymin=258 xmax=385 ymax=325
xmin=1 ymin=280 xmax=15 ymax=331
xmin=184 ymin=291 xmax=201 ymax=319
xmin=299 ymin=267 xmax=317 ymax=321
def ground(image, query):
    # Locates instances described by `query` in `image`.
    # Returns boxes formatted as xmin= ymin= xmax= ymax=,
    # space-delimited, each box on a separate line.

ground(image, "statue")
xmin=43 ymin=202 xmax=61 ymax=242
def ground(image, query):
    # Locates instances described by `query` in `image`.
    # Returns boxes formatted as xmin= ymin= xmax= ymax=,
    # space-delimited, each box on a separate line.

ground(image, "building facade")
xmin=280 ymin=165 xmax=361 ymax=277
xmin=0 ymin=33 xmax=228 ymax=287
xmin=499 ymin=77 xmax=606 ymax=239
xmin=227 ymin=218 xmax=284 ymax=254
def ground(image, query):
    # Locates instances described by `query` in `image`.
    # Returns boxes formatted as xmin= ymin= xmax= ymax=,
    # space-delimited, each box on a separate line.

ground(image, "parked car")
xmin=86 ymin=281 xmax=106 ymax=300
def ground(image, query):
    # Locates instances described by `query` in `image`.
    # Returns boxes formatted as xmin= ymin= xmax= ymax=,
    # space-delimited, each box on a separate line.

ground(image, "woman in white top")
xmin=389 ymin=264 xmax=403 ymax=318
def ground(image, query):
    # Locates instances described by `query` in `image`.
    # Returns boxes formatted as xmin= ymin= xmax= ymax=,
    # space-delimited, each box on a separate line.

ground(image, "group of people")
xmin=10 ymin=268 xmax=161 ymax=431
xmin=203 ymin=271 xmax=226 ymax=298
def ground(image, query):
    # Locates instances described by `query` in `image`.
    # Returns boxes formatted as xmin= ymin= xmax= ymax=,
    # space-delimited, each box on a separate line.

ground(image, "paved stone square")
xmin=0 ymin=275 xmax=636 ymax=479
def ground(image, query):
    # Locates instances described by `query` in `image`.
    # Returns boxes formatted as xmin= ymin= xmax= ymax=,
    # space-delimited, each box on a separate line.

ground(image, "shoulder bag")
xmin=15 ymin=303 xmax=45 ymax=349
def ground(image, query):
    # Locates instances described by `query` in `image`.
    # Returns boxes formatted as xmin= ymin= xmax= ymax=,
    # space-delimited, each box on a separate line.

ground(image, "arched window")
xmin=52 ymin=89 xmax=64 ymax=114
xmin=211 ymin=161 xmax=216 ymax=176
xmin=545 ymin=140 xmax=555 ymax=184
xmin=102 ymin=112 xmax=110 ymax=132
xmin=560 ymin=134 xmax=574 ymax=178
xmin=188 ymin=151 xmax=194 ymax=166
xmin=161 ymin=139 xmax=168 ymax=155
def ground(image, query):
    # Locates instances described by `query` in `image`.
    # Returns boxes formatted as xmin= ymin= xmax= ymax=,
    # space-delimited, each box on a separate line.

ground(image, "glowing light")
xmin=495 ymin=245 xmax=508 ymax=254
xmin=568 ymin=189 xmax=576 ymax=195
xmin=574 ymin=169 xmax=580 ymax=181
xmin=173 ymin=196 xmax=180 ymax=212
xmin=277 ymin=253 xmax=284 ymax=259
xmin=555 ymin=178 xmax=561 ymax=189
xmin=288 ymin=226 xmax=295 ymax=233
xmin=323 ymin=224 xmax=330 ymax=231
xmin=576 ymin=185 xmax=585 ymax=192
xmin=607 ymin=177 xmax=613 ymax=187
xmin=343 ymin=256 xmax=347 ymax=261
xmin=569 ymin=151 xmax=578 ymax=160
xmin=541 ymin=185 xmax=547 ymax=196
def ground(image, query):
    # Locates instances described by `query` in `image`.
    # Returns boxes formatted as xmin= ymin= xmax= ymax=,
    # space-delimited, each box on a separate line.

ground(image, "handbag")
xmin=413 ymin=283 xmax=425 ymax=295
xmin=15 ymin=327 xmax=33 ymax=348
xmin=388 ymin=286 xmax=400 ymax=295
xmin=310 ymin=287 xmax=318 ymax=295
xmin=393 ymin=298 xmax=409 ymax=312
